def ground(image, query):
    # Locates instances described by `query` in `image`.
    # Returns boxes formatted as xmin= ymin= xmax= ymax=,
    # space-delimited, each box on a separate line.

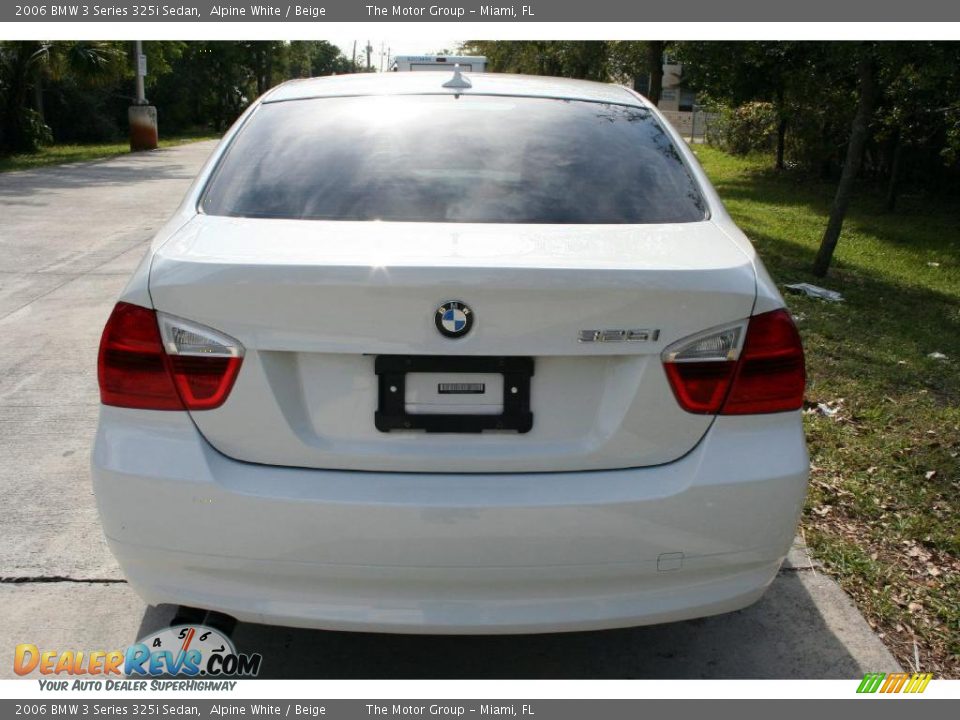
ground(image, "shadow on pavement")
xmin=0 ymin=151 xmax=201 ymax=201
xmin=135 ymin=568 xmax=865 ymax=679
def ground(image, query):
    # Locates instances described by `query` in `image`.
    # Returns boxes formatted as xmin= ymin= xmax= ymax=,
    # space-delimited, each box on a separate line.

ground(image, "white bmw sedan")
xmin=92 ymin=72 xmax=808 ymax=634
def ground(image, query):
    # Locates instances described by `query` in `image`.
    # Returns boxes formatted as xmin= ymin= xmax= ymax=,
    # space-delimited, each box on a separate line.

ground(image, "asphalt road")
xmin=0 ymin=141 xmax=901 ymax=679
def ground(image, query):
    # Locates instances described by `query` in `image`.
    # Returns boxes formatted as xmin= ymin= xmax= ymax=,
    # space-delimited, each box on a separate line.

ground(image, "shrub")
xmin=708 ymin=101 xmax=778 ymax=155
xmin=16 ymin=108 xmax=53 ymax=151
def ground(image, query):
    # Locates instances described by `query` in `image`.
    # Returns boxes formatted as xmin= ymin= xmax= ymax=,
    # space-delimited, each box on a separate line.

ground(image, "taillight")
xmin=97 ymin=303 xmax=183 ymax=410
xmin=156 ymin=312 xmax=245 ymax=410
xmin=98 ymin=302 xmax=243 ymax=411
xmin=662 ymin=309 xmax=805 ymax=415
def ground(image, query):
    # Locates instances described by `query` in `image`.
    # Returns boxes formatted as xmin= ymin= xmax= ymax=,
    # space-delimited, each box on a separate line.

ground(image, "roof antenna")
xmin=442 ymin=64 xmax=472 ymax=90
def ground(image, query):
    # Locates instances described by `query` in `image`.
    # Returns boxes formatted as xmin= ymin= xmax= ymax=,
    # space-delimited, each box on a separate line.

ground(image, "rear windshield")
xmin=201 ymin=95 xmax=707 ymax=224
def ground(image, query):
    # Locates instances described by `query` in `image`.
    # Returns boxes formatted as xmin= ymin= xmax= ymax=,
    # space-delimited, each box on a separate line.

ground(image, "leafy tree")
xmin=872 ymin=42 xmax=960 ymax=210
xmin=463 ymin=40 xmax=669 ymax=102
xmin=462 ymin=41 xmax=611 ymax=80
xmin=302 ymin=41 xmax=356 ymax=76
xmin=606 ymin=41 xmax=667 ymax=100
xmin=0 ymin=40 xmax=355 ymax=149
xmin=146 ymin=41 xmax=352 ymax=133
xmin=0 ymin=42 xmax=45 ymax=151
xmin=0 ymin=41 xmax=125 ymax=152
xmin=813 ymin=46 xmax=878 ymax=276
xmin=674 ymin=41 xmax=831 ymax=170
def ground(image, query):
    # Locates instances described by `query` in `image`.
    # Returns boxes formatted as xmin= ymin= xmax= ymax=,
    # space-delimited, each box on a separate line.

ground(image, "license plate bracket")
xmin=375 ymin=355 xmax=534 ymax=433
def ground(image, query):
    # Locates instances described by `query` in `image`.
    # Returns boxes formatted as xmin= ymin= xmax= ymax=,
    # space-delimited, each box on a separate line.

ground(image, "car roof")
xmin=262 ymin=72 xmax=646 ymax=107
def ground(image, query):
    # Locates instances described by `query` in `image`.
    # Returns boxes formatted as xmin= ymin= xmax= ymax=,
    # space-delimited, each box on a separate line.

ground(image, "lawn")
xmin=695 ymin=146 xmax=960 ymax=676
xmin=0 ymin=133 xmax=219 ymax=173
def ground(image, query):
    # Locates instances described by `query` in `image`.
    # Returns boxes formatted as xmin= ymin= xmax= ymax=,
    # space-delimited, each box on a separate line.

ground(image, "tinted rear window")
xmin=201 ymin=95 xmax=706 ymax=224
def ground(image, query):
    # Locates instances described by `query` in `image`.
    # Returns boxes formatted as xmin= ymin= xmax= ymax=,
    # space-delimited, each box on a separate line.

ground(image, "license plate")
xmin=405 ymin=372 xmax=504 ymax=415
xmin=375 ymin=356 xmax=533 ymax=433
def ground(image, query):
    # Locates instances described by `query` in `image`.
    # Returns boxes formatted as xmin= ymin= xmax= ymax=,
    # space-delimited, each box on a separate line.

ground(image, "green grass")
xmin=0 ymin=133 xmax=220 ymax=173
xmin=695 ymin=146 xmax=960 ymax=676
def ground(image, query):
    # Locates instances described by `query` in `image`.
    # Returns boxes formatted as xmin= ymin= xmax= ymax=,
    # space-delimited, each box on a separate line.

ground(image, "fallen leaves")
xmin=803 ymin=508 xmax=960 ymax=677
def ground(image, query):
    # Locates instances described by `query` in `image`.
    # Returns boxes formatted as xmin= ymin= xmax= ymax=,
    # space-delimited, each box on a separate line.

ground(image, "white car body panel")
xmin=93 ymin=406 xmax=807 ymax=633
xmin=93 ymin=72 xmax=809 ymax=632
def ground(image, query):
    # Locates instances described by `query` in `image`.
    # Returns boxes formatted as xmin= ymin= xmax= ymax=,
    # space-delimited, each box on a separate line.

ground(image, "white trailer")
xmin=391 ymin=55 xmax=487 ymax=72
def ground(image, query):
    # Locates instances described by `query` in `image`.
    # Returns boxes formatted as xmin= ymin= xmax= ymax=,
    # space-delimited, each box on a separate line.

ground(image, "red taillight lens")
xmin=168 ymin=355 xmax=242 ymax=410
xmin=722 ymin=309 xmax=805 ymax=415
xmin=664 ymin=361 xmax=737 ymax=414
xmin=663 ymin=309 xmax=805 ymax=415
xmin=98 ymin=302 xmax=184 ymax=410
xmin=97 ymin=302 xmax=243 ymax=411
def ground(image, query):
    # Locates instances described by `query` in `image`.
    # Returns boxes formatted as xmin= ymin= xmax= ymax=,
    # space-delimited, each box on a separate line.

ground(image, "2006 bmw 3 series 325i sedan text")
xmin=92 ymin=71 xmax=808 ymax=634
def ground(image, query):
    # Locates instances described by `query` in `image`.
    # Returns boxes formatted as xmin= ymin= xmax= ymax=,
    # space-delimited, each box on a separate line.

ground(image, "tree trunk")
xmin=776 ymin=117 xmax=787 ymax=170
xmin=646 ymin=41 xmax=664 ymax=106
xmin=255 ymin=45 xmax=267 ymax=96
xmin=774 ymin=88 xmax=787 ymax=170
xmin=266 ymin=47 xmax=274 ymax=91
xmin=33 ymin=66 xmax=45 ymax=122
xmin=812 ymin=51 xmax=877 ymax=277
xmin=885 ymin=129 xmax=903 ymax=212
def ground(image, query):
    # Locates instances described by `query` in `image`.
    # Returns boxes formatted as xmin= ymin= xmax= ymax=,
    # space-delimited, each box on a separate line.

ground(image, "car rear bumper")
xmin=92 ymin=407 xmax=808 ymax=634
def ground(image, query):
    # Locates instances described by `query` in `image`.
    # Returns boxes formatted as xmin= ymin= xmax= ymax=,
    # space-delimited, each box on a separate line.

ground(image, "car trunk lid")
xmin=148 ymin=215 xmax=757 ymax=472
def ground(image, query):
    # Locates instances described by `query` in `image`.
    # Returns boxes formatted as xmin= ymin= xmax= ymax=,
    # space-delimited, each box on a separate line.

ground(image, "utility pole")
xmin=352 ymin=40 xmax=357 ymax=72
xmin=128 ymin=40 xmax=157 ymax=151
xmin=365 ymin=41 xmax=372 ymax=70
xmin=134 ymin=40 xmax=146 ymax=105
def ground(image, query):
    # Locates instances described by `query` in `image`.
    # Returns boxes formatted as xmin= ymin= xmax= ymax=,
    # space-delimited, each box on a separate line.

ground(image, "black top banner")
xmin=6 ymin=0 xmax=960 ymax=22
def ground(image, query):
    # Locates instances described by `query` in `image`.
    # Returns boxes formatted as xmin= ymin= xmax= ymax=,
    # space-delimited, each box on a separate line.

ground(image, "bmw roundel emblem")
xmin=435 ymin=301 xmax=474 ymax=339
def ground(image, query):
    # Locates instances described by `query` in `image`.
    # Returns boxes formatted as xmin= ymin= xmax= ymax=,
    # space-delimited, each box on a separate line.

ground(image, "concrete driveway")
xmin=0 ymin=141 xmax=900 ymax=678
